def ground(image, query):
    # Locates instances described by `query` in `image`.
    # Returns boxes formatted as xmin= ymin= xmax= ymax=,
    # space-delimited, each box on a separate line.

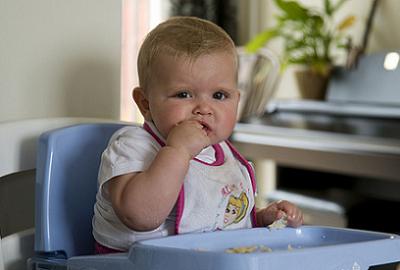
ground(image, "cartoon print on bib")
xmin=215 ymin=182 xmax=251 ymax=229
xmin=224 ymin=192 xmax=249 ymax=227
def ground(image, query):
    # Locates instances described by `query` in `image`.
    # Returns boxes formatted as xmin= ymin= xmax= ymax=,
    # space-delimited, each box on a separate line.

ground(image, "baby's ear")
xmin=132 ymin=87 xmax=152 ymax=121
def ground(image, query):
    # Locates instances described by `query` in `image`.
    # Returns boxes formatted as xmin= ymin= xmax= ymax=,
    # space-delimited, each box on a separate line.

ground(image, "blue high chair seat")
xmin=29 ymin=122 xmax=127 ymax=267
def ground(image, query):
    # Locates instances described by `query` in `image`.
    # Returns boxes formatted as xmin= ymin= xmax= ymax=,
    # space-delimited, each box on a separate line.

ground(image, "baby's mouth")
xmin=199 ymin=121 xmax=211 ymax=135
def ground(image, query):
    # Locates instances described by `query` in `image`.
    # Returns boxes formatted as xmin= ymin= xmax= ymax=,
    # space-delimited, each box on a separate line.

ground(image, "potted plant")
xmin=245 ymin=0 xmax=355 ymax=100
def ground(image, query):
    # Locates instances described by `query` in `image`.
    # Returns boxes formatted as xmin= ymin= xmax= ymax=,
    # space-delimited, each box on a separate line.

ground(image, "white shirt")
xmin=92 ymin=122 xmax=255 ymax=251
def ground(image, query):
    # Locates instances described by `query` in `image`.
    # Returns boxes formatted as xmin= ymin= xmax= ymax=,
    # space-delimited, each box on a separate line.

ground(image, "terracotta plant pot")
xmin=295 ymin=69 xmax=330 ymax=100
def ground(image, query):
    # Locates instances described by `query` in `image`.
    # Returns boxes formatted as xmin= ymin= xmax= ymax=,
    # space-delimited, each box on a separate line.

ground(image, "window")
xmin=120 ymin=0 xmax=170 ymax=122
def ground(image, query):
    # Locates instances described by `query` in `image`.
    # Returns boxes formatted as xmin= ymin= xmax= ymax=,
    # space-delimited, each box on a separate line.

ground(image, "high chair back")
xmin=33 ymin=122 xmax=127 ymax=259
xmin=1 ymin=117 xmax=115 ymax=270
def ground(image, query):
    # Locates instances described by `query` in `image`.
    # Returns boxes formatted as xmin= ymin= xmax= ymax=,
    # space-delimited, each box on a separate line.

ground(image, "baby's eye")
xmin=174 ymin=91 xmax=192 ymax=99
xmin=213 ymin=91 xmax=228 ymax=100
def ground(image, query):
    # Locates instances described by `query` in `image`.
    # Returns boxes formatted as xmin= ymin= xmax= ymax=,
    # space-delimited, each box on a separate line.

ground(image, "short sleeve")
xmin=98 ymin=125 xmax=161 ymax=187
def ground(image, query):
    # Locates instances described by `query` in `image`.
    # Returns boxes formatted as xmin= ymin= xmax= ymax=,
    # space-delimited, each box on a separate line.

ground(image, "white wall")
xmin=0 ymin=0 xmax=121 ymax=122
xmin=239 ymin=0 xmax=400 ymax=99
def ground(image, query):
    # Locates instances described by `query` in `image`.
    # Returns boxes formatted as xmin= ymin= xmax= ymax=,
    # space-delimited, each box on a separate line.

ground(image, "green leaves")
xmin=245 ymin=29 xmax=279 ymax=53
xmin=324 ymin=0 xmax=347 ymax=16
xmin=245 ymin=0 xmax=354 ymax=76
xmin=324 ymin=0 xmax=333 ymax=16
xmin=275 ymin=0 xmax=309 ymax=21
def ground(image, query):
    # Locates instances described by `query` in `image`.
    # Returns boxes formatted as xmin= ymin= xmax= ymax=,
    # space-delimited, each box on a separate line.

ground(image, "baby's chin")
xmin=208 ymin=135 xmax=228 ymax=146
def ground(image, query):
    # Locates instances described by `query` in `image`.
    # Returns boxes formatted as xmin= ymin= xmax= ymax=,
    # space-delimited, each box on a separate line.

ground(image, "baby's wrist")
xmin=163 ymin=145 xmax=192 ymax=161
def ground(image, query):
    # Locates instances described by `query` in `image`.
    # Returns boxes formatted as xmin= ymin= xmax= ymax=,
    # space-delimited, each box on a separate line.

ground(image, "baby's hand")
xmin=166 ymin=120 xmax=211 ymax=159
xmin=257 ymin=200 xmax=303 ymax=228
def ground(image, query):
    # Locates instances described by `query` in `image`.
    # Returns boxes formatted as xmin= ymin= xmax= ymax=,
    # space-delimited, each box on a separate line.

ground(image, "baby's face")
xmin=145 ymin=51 xmax=239 ymax=145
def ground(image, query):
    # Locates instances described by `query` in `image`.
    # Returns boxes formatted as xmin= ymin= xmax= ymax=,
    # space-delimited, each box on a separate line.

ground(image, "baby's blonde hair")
xmin=137 ymin=16 xmax=237 ymax=90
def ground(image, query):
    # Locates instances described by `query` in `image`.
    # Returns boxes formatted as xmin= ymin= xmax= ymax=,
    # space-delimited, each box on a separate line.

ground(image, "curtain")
xmin=169 ymin=0 xmax=238 ymax=43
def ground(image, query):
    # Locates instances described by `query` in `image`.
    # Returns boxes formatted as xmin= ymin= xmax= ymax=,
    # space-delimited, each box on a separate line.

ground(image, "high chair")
xmin=27 ymin=122 xmax=127 ymax=269
xmin=27 ymin=122 xmax=400 ymax=270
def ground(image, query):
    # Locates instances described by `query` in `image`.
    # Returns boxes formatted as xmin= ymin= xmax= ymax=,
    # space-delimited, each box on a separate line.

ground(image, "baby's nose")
xmin=193 ymin=100 xmax=212 ymax=115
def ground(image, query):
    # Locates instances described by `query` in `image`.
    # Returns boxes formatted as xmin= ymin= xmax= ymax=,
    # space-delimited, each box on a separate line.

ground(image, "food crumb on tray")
xmin=225 ymin=245 xmax=273 ymax=253
xmin=225 ymin=244 xmax=296 ymax=253
xmin=268 ymin=214 xmax=288 ymax=230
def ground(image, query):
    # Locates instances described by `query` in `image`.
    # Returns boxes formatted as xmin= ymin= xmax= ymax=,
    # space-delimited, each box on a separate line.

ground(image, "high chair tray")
xmin=69 ymin=226 xmax=400 ymax=270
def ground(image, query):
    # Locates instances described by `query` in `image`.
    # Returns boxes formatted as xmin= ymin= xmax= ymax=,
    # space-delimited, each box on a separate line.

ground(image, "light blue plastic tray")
xmin=68 ymin=226 xmax=400 ymax=270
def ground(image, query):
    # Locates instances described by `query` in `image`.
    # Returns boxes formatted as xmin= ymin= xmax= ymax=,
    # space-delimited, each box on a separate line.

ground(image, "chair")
xmin=28 ymin=122 xmax=128 ymax=268
xmin=0 ymin=117 xmax=116 ymax=270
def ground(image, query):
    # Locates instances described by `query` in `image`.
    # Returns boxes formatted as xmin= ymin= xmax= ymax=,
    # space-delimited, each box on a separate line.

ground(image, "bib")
xmin=144 ymin=123 xmax=257 ymax=234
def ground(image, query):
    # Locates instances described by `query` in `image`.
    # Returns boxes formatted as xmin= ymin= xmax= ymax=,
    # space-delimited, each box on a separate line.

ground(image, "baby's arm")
xmin=108 ymin=120 xmax=210 ymax=231
xmin=256 ymin=200 xmax=303 ymax=228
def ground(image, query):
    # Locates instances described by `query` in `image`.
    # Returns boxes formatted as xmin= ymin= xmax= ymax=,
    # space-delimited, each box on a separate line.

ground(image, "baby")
xmin=92 ymin=16 xmax=303 ymax=253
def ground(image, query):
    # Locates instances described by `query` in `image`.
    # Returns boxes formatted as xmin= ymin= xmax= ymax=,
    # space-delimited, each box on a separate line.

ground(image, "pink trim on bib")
xmin=175 ymin=187 xmax=185 ymax=234
xmin=144 ymin=122 xmax=165 ymax=147
xmin=94 ymin=241 xmax=124 ymax=254
xmin=193 ymin=143 xmax=225 ymax=166
xmin=225 ymin=140 xmax=258 ymax=227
